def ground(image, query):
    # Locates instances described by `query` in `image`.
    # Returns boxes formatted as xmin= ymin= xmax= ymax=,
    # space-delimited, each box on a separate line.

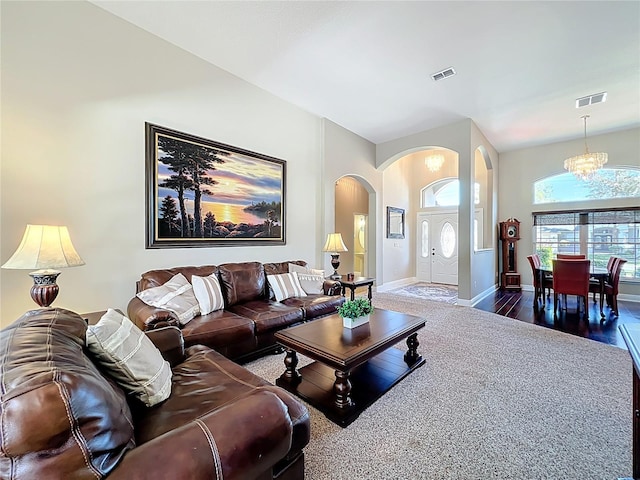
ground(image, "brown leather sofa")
xmin=0 ymin=308 xmax=309 ymax=480
xmin=127 ymin=260 xmax=344 ymax=362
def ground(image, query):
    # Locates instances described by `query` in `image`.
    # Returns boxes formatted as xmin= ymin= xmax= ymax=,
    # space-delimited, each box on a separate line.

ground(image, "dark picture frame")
xmin=145 ymin=123 xmax=286 ymax=248
xmin=386 ymin=206 xmax=405 ymax=239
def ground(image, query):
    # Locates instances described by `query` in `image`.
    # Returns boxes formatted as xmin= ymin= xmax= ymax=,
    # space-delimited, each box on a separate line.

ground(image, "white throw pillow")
xmin=86 ymin=309 xmax=172 ymax=407
xmin=288 ymin=263 xmax=324 ymax=277
xmin=295 ymin=272 xmax=325 ymax=295
xmin=191 ymin=273 xmax=225 ymax=315
xmin=267 ymin=272 xmax=307 ymax=302
xmin=136 ymin=273 xmax=199 ymax=325
xmin=288 ymin=263 xmax=325 ymax=294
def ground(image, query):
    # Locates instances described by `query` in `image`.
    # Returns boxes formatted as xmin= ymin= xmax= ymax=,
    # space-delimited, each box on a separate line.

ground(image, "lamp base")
xmin=330 ymin=254 xmax=341 ymax=280
xmin=29 ymin=270 xmax=61 ymax=308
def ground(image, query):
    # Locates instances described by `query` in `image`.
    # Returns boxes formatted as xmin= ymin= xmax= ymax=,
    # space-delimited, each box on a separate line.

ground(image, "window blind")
xmin=533 ymin=207 xmax=640 ymax=226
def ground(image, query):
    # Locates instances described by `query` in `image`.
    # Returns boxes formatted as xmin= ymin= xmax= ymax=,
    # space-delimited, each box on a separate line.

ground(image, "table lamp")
xmin=323 ymin=233 xmax=348 ymax=280
xmin=1 ymin=225 xmax=85 ymax=307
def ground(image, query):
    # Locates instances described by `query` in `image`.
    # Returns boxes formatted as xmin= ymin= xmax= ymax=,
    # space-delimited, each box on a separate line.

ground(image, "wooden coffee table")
xmin=275 ymin=308 xmax=425 ymax=427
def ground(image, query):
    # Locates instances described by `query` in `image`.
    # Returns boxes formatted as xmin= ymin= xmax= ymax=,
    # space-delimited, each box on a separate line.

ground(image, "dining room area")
xmin=476 ymin=252 xmax=639 ymax=349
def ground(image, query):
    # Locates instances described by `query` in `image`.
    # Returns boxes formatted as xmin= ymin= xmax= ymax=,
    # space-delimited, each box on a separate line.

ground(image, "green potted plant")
xmin=337 ymin=297 xmax=374 ymax=329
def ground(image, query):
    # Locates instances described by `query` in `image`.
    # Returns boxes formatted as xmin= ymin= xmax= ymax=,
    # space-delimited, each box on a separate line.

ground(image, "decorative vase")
xmin=342 ymin=313 xmax=370 ymax=329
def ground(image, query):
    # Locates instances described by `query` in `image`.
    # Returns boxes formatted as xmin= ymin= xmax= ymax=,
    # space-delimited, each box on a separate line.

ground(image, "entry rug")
xmin=387 ymin=282 xmax=457 ymax=304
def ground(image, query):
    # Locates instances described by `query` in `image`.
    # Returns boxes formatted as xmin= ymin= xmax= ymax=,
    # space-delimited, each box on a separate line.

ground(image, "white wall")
xmin=381 ymin=158 xmax=412 ymax=283
xmin=499 ymin=127 xmax=640 ymax=296
xmin=321 ymin=120 xmax=380 ymax=283
xmin=0 ymin=1 xmax=326 ymax=325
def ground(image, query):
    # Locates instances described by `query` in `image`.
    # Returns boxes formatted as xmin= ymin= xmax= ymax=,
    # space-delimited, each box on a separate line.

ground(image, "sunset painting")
xmin=145 ymin=123 xmax=286 ymax=248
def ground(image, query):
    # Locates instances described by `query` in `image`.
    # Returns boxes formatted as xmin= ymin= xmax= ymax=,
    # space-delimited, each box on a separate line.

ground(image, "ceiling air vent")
xmin=431 ymin=67 xmax=456 ymax=81
xmin=576 ymin=92 xmax=607 ymax=108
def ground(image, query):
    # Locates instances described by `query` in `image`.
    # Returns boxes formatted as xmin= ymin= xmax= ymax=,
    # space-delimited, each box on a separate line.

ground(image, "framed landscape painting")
xmin=145 ymin=123 xmax=286 ymax=248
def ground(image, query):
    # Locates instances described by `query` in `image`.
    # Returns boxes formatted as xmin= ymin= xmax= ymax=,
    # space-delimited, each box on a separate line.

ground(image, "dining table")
xmin=535 ymin=265 xmax=609 ymax=319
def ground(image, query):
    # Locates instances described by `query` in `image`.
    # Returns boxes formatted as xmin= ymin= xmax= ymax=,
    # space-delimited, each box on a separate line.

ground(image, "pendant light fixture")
xmin=425 ymin=154 xmax=445 ymax=172
xmin=564 ymin=115 xmax=608 ymax=180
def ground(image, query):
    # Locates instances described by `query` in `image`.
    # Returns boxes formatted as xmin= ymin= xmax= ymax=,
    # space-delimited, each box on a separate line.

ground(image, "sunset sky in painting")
xmin=157 ymin=145 xmax=283 ymax=209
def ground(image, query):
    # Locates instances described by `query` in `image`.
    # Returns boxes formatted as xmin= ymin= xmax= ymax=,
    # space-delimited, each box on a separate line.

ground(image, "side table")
xmin=337 ymin=275 xmax=375 ymax=303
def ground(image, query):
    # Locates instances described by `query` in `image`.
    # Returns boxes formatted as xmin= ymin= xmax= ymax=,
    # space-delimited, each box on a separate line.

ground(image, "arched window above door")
xmin=421 ymin=179 xmax=480 ymax=208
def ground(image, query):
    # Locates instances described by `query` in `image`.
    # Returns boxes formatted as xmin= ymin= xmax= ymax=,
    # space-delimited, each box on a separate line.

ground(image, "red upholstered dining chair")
xmin=552 ymin=259 xmax=591 ymax=319
xmin=527 ymin=254 xmax=552 ymax=308
xmin=605 ymin=258 xmax=627 ymax=317
xmin=557 ymin=254 xmax=587 ymax=259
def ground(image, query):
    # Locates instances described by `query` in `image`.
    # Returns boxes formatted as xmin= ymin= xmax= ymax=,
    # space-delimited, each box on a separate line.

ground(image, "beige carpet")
xmin=245 ymin=292 xmax=633 ymax=479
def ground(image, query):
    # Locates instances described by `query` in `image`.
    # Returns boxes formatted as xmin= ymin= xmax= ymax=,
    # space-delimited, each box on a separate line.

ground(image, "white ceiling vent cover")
xmin=576 ymin=92 xmax=607 ymax=108
xmin=431 ymin=67 xmax=456 ymax=81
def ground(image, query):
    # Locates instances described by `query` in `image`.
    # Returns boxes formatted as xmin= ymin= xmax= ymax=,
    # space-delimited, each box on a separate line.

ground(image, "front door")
xmin=417 ymin=212 xmax=458 ymax=285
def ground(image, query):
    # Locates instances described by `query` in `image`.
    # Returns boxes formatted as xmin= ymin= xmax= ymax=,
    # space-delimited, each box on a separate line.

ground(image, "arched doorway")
xmin=334 ymin=176 xmax=372 ymax=277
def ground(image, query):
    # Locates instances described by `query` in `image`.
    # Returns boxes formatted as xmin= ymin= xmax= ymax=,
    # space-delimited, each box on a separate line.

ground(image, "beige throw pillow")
xmin=288 ymin=263 xmax=325 ymax=294
xmin=86 ymin=309 xmax=172 ymax=407
xmin=136 ymin=273 xmax=199 ymax=325
xmin=268 ymin=272 xmax=307 ymax=302
xmin=191 ymin=273 xmax=225 ymax=315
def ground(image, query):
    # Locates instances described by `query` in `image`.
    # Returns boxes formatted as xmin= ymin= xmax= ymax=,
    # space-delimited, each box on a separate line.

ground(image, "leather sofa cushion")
xmin=138 ymin=265 xmax=219 ymax=292
xmin=263 ymin=260 xmax=306 ymax=276
xmin=181 ymin=309 xmax=255 ymax=349
xmin=282 ymin=294 xmax=345 ymax=320
xmin=228 ymin=300 xmax=303 ymax=333
xmin=0 ymin=308 xmax=135 ymax=479
xmin=218 ymin=262 xmax=266 ymax=306
xmin=133 ymin=345 xmax=310 ymax=458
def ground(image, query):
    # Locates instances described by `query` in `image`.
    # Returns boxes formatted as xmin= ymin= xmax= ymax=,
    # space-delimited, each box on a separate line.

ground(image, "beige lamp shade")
xmin=2 ymin=225 xmax=85 ymax=308
xmin=322 ymin=233 xmax=348 ymax=253
xmin=2 ymin=225 xmax=85 ymax=272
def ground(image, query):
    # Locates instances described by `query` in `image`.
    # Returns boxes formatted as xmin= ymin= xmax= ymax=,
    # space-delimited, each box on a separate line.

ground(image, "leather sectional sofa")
xmin=127 ymin=260 xmax=345 ymax=362
xmin=0 ymin=308 xmax=310 ymax=480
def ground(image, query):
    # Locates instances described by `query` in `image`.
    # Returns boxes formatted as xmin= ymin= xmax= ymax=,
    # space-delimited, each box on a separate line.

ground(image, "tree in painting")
xmin=158 ymin=136 xmax=228 ymax=238
xmin=159 ymin=196 xmax=180 ymax=236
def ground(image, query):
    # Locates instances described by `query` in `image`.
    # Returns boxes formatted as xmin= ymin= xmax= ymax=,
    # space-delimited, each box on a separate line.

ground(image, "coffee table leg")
xmin=404 ymin=333 xmax=422 ymax=366
xmin=333 ymin=370 xmax=353 ymax=409
xmin=279 ymin=349 xmax=301 ymax=384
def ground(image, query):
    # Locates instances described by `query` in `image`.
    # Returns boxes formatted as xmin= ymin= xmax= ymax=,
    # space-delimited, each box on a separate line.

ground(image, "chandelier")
xmin=425 ymin=154 xmax=445 ymax=172
xmin=564 ymin=115 xmax=607 ymax=180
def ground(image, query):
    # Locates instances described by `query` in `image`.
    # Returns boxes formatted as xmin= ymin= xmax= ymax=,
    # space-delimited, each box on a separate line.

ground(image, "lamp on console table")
xmin=323 ymin=233 xmax=348 ymax=280
xmin=1 ymin=225 xmax=85 ymax=308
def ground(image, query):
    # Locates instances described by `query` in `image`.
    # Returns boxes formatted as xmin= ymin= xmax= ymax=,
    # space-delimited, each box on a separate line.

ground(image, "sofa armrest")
xmin=145 ymin=326 xmax=185 ymax=367
xmin=323 ymin=279 xmax=341 ymax=296
xmin=107 ymin=390 xmax=293 ymax=480
xmin=127 ymin=297 xmax=180 ymax=331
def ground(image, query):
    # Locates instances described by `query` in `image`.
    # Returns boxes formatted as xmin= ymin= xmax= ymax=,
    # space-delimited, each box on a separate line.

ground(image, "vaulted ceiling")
xmin=93 ymin=1 xmax=640 ymax=152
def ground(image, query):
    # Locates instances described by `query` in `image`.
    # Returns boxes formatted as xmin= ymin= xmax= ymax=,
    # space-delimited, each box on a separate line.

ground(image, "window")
xmin=533 ymin=208 xmax=640 ymax=281
xmin=421 ymin=179 xmax=481 ymax=207
xmin=534 ymin=168 xmax=640 ymax=204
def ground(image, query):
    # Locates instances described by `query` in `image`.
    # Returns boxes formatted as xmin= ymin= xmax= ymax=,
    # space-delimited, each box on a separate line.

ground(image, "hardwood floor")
xmin=474 ymin=289 xmax=640 ymax=349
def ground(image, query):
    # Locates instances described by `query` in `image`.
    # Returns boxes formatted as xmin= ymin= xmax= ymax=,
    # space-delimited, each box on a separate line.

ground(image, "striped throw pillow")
xmin=192 ymin=274 xmax=225 ymax=315
xmin=268 ymin=272 xmax=307 ymax=302
xmin=136 ymin=273 xmax=200 ymax=325
xmin=86 ymin=309 xmax=172 ymax=407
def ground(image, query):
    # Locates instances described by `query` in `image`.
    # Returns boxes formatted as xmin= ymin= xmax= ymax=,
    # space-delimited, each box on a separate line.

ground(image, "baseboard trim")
xmin=458 ymin=284 xmax=497 ymax=307
xmin=377 ymin=277 xmax=418 ymax=292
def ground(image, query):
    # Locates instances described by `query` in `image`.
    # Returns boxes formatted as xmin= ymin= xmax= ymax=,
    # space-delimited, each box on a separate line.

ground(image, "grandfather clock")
xmin=500 ymin=219 xmax=521 ymax=291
